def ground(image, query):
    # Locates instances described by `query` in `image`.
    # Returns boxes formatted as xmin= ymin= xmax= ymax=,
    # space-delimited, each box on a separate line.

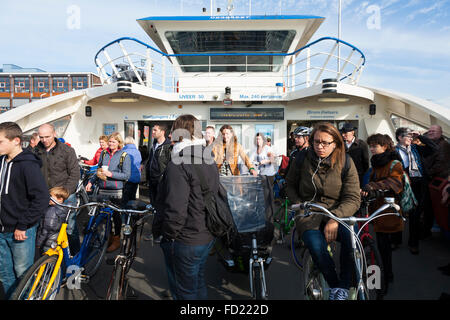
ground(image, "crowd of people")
xmin=0 ymin=117 xmax=448 ymax=300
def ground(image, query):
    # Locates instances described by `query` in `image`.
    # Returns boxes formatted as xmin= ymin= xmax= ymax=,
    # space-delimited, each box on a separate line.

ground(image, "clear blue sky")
xmin=1 ymin=0 xmax=449 ymax=109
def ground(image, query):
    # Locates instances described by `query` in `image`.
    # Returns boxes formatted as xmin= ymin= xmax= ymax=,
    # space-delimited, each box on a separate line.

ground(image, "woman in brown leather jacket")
xmin=361 ymin=133 xmax=404 ymax=297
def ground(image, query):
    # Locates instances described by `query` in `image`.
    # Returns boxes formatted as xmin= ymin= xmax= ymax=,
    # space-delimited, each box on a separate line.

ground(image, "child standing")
xmin=36 ymin=187 xmax=70 ymax=253
xmin=0 ymin=122 xmax=49 ymax=299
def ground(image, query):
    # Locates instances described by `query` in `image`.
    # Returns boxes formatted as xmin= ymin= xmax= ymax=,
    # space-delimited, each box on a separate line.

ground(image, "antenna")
xmin=227 ymin=0 xmax=234 ymax=15
xmin=337 ymin=0 xmax=342 ymax=74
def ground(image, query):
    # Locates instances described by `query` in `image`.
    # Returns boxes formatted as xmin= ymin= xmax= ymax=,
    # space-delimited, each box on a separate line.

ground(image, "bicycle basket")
xmin=220 ymin=175 xmax=274 ymax=235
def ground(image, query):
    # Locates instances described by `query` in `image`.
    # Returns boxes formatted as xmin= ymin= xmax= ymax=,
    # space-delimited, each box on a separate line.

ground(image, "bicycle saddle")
xmin=124 ymin=200 xmax=148 ymax=211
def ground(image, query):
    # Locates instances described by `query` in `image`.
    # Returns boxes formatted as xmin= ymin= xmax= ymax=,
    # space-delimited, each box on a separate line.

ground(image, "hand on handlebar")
xmin=324 ymin=219 xmax=339 ymax=243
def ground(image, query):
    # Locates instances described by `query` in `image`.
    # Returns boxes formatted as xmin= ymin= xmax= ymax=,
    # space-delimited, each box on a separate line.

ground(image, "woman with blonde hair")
xmin=86 ymin=132 xmax=131 ymax=252
xmin=287 ymin=122 xmax=360 ymax=300
xmin=212 ymin=124 xmax=257 ymax=176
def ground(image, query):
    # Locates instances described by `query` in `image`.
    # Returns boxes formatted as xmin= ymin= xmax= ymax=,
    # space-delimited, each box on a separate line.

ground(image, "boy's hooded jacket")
xmin=0 ymin=149 xmax=49 ymax=233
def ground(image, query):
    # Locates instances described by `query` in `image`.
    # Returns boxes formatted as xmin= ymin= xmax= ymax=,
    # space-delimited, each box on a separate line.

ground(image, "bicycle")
xmin=217 ymin=175 xmax=274 ymax=300
xmin=10 ymin=198 xmax=113 ymax=300
xmin=289 ymin=197 xmax=404 ymax=300
xmin=273 ymin=196 xmax=294 ymax=244
xmin=105 ymin=200 xmax=155 ymax=300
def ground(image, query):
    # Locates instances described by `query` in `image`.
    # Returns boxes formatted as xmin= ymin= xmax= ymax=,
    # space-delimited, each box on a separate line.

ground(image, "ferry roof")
xmin=137 ymin=14 xmax=325 ymax=59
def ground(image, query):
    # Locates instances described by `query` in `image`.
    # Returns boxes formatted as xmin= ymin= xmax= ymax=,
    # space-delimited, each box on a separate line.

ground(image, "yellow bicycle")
xmin=11 ymin=199 xmax=111 ymax=300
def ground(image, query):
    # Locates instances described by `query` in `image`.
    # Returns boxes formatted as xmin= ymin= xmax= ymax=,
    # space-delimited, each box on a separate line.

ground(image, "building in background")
xmin=0 ymin=64 xmax=101 ymax=113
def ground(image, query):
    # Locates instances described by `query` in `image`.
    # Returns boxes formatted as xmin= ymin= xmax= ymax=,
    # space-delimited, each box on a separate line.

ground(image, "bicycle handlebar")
xmin=50 ymin=197 xmax=155 ymax=216
xmin=290 ymin=198 xmax=404 ymax=225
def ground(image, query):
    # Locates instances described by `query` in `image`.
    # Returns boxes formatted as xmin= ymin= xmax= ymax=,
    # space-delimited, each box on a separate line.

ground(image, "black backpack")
xmin=191 ymin=165 xmax=237 ymax=244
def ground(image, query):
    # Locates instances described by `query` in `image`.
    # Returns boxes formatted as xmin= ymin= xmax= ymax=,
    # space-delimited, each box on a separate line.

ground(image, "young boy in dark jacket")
xmin=0 ymin=122 xmax=49 ymax=299
xmin=36 ymin=186 xmax=69 ymax=253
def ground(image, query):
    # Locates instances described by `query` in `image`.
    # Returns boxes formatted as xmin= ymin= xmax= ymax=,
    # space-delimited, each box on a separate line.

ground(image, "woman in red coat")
xmin=84 ymin=135 xmax=108 ymax=165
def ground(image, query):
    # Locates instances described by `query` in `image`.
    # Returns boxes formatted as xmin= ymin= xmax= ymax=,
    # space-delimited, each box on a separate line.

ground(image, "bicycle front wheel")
xmin=252 ymin=264 xmax=267 ymax=300
xmin=10 ymin=255 xmax=61 ymax=300
xmin=83 ymin=213 xmax=111 ymax=277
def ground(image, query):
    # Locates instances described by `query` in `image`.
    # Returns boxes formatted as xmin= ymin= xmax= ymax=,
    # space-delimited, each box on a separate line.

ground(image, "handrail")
xmin=94 ymin=36 xmax=365 ymax=67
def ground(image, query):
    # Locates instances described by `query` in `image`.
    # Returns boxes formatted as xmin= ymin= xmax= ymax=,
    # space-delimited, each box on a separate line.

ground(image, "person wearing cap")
xmin=340 ymin=123 xmax=369 ymax=188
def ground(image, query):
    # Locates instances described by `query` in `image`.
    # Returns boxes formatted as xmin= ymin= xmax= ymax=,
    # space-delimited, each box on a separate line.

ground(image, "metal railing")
xmin=94 ymin=36 xmax=366 ymax=94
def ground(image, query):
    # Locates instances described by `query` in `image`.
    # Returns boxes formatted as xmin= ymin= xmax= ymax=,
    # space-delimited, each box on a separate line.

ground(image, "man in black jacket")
xmin=146 ymin=123 xmax=172 ymax=204
xmin=0 ymin=122 xmax=49 ymax=298
xmin=33 ymin=123 xmax=80 ymax=252
xmin=340 ymin=123 xmax=369 ymax=188
xmin=144 ymin=123 xmax=171 ymax=242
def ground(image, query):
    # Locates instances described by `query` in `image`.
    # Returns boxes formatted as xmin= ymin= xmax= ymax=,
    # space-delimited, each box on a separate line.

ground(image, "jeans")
xmin=0 ymin=224 xmax=37 ymax=299
xmin=302 ymin=224 xmax=354 ymax=289
xmin=161 ymin=239 xmax=215 ymax=300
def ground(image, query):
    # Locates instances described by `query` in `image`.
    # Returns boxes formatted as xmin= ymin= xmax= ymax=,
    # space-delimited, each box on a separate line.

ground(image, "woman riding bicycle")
xmin=286 ymin=122 xmax=361 ymax=300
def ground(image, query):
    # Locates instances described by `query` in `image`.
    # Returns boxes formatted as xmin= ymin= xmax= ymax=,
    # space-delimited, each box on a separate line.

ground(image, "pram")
xmin=218 ymin=175 xmax=275 ymax=299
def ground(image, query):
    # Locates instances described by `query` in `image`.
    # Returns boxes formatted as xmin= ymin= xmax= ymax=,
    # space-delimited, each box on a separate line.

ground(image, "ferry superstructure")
xmin=0 ymin=13 xmax=448 ymax=158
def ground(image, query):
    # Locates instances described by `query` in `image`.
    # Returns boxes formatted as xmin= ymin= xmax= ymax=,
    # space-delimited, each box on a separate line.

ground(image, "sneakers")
xmin=329 ymin=288 xmax=349 ymax=300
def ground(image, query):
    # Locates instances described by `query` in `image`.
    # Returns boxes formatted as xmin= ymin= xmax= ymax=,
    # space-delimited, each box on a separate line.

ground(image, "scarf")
xmin=396 ymin=144 xmax=420 ymax=177
xmin=370 ymin=151 xmax=401 ymax=169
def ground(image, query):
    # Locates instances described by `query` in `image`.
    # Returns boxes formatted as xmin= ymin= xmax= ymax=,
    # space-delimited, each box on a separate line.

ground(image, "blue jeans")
xmin=302 ymin=224 xmax=354 ymax=289
xmin=161 ymin=239 xmax=215 ymax=300
xmin=0 ymin=224 xmax=37 ymax=299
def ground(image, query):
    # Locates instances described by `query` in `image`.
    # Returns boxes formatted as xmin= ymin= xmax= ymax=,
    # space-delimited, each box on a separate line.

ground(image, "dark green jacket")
xmin=286 ymin=148 xmax=361 ymax=237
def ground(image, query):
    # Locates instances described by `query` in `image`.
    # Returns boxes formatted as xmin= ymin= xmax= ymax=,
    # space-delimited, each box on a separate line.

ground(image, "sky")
xmin=1 ymin=0 xmax=450 ymax=110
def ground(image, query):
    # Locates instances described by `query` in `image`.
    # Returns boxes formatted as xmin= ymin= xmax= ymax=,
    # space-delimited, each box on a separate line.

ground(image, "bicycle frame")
xmin=27 ymin=206 xmax=111 ymax=300
xmin=274 ymin=197 xmax=294 ymax=240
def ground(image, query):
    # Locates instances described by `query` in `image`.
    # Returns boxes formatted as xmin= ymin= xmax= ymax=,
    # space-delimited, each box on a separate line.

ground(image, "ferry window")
xmin=165 ymin=30 xmax=296 ymax=72
xmin=23 ymin=115 xmax=72 ymax=138
xmin=390 ymin=114 xmax=427 ymax=132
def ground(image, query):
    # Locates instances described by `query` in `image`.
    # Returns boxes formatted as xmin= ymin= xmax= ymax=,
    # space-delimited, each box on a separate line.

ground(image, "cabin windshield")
xmin=165 ymin=30 xmax=296 ymax=72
